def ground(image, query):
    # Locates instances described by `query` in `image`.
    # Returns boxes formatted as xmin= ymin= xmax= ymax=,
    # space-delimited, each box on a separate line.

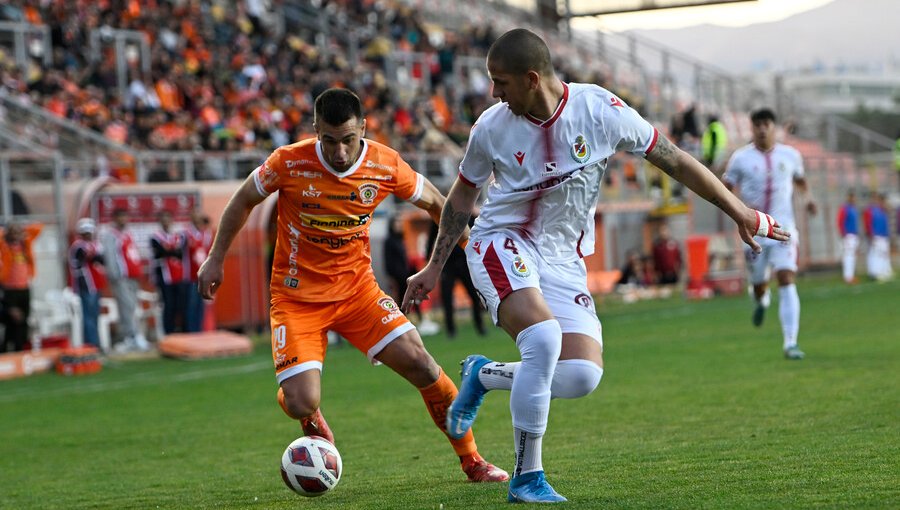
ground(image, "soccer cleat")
xmin=507 ymin=471 xmax=567 ymax=503
xmin=446 ymin=355 xmax=491 ymax=439
xmin=784 ymin=346 xmax=805 ymax=360
xmin=460 ymin=453 xmax=509 ymax=482
xmin=300 ymin=408 xmax=335 ymax=445
xmin=752 ymin=303 xmax=766 ymax=327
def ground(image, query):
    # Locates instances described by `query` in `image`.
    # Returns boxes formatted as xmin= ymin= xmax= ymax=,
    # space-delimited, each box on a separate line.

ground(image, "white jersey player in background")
xmin=723 ymin=108 xmax=816 ymax=360
xmin=403 ymin=28 xmax=790 ymax=504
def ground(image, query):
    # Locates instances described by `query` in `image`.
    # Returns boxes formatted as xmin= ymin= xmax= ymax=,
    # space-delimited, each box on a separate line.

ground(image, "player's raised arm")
xmin=646 ymin=134 xmax=790 ymax=253
xmin=197 ymin=173 xmax=267 ymax=299
xmin=402 ymin=178 xmax=480 ymax=313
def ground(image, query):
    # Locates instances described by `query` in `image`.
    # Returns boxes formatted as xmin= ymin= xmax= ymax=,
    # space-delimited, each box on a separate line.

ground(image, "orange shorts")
xmin=269 ymin=281 xmax=414 ymax=383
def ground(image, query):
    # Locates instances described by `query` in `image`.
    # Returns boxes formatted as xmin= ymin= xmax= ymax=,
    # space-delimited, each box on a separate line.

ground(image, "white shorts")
xmin=465 ymin=229 xmax=602 ymax=344
xmin=745 ymin=230 xmax=799 ymax=284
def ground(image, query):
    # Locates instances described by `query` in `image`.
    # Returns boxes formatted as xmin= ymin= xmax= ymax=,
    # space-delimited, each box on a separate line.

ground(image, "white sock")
xmin=513 ymin=427 xmax=543 ymax=477
xmin=509 ymin=320 xmax=561 ymax=478
xmin=756 ymin=288 xmax=771 ymax=308
xmin=778 ymin=284 xmax=800 ymax=350
xmin=510 ymin=320 xmax=561 ymax=434
xmin=479 ymin=359 xmax=603 ymax=399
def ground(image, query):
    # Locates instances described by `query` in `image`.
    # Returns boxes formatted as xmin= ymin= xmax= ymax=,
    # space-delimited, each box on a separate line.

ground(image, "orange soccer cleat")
xmin=460 ymin=452 xmax=510 ymax=482
xmin=300 ymin=408 xmax=335 ymax=445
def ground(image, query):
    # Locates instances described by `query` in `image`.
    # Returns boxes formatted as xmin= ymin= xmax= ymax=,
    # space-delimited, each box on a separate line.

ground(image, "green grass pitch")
xmin=1 ymin=275 xmax=896 ymax=509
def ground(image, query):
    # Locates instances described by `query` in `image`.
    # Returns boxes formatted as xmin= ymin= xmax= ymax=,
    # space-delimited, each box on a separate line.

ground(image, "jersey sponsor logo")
xmin=512 ymin=171 xmax=575 ymax=193
xmin=304 ymin=231 xmax=364 ymax=249
xmin=574 ymin=293 xmax=594 ymax=310
xmin=300 ymin=213 xmax=371 ymax=231
xmin=359 ymin=174 xmax=393 ymax=181
xmin=472 ymin=240 xmax=482 ymax=254
xmin=571 ymin=135 xmax=591 ymax=163
xmin=365 ymin=160 xmax=394 ymax=172
xmin=301 ymin=202 xmax=322 ymax=209
xmin=289 ymin=170 xmax=323 ymax=178
xmin=327 ymin=191 xmax=358 ymax=201
xmin=302 ymin=185 xmax=322 ymax=198
xmin=378 ymin=297 xmax=403 ymax=324
xmin=275 ymin=355 xmax=299 ymax=370
xmin=514 ymin=151 xmax=525 ymax=166
xmin=287 ymin=222 xmax=301 ymax=276
xmin=283 ymin=276 xmax=299 ymax=288
xmin=544 ymin=162 xmax=557 ymax=173
xmin=609 ymin=96 xmax=624 ymax=108
xmin=357 ymin=183 xmax=379 ymax=205
xmin=285 ymin=159 xmax=317 ymax=168
xmin=511 ymin=255 xmax=531 ymax=278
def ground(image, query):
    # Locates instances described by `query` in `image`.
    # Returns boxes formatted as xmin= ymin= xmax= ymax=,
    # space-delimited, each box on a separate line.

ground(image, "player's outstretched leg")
xmin=507 ymin=471 xmax=567 ymax=503
xmin=446 ymin=354 xmax=492 ymax=439
xmin=416 ymin=367 xmax=508 ymax=482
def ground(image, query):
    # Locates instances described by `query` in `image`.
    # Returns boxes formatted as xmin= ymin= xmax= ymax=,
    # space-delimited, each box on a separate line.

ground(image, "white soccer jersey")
xmin=459 ymin=82 xmax=658 ymax=263
xmin=723 ymin=143 xmax=804 ymax=230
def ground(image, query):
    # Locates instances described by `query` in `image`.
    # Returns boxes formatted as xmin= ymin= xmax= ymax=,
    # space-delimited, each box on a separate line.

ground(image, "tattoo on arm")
xmin=431 ymin=200 xmax=471 ymax=267
xmin=648 ymin=136 xmax=683 ymax=179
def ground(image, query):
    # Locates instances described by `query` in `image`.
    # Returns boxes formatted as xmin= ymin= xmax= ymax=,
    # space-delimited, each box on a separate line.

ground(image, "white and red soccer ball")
xmin=280 ymin=436 xmax=342 ymax=497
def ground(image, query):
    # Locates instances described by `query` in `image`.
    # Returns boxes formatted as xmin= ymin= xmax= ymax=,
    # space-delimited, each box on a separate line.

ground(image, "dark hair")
xmin=112 ymin=208 xmax=128 ymax=217
xmin=487 ymin=28 xmax=553 ymax=75
xmin=314 ymin=88 xmax=363 ymax=126
xmin=750 ymin=108 xmax=777 ymax=124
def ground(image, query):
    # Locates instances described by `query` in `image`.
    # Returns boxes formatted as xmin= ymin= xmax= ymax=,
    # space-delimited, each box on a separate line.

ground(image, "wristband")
xmin=754 ymin=210 xmax=775 ymax=238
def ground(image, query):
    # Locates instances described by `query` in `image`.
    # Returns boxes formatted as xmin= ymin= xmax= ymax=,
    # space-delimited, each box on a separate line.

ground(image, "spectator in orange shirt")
xmin=0 ymin=222 xmax=43 ymax=352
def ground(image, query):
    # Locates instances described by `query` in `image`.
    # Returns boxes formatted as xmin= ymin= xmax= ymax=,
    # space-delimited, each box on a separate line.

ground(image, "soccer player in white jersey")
xmin=402 ymin=29 xmax=789 ymax=503
xmin=723 ymin=108 xmax=816 ymax=360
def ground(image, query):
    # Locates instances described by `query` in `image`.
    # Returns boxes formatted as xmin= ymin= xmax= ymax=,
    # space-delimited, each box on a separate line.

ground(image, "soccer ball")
xmin=280 ymin=436 xmax=342 ymax=497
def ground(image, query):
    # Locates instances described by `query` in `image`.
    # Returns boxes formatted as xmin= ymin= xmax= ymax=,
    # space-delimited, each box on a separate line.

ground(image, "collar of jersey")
xmin=525 ymin=82 xmax=569 ymax=128
xmin=315 ymin=139 xmax=369 ymax=178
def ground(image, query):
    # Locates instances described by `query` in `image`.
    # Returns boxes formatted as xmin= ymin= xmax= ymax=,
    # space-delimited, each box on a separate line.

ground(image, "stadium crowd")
xmin=0 ymin=0 xmax=634 ymax=166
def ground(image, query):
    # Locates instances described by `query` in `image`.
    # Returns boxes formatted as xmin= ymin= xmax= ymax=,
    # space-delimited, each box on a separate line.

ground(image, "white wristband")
xmin=755 ymin=210 xmax=774 ymax=238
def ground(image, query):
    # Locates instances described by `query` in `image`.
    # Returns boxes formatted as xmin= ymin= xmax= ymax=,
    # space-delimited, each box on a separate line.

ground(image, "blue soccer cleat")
xmin=445 ymin=354 xmax=491 ymax=439
xmin=507 ymin=471 xmax=567 ymax=503
xmin=784 ymin=346 xmax=805 ymax=360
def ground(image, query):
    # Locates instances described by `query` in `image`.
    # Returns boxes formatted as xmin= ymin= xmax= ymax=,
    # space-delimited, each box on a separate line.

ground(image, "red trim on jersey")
xmin=457 ymin=172 xmax=478 ymax=188
xmin=483 ymin=243 xmax=513 ymax=301
xmin=525 ymin=82 xmax=569 ymax=128
xmin=645 ymin=128 xmax=660 ymax=155
xmin=763 ymin=151 xmax=773 ymax=213
xmin=576 ymin=230 xmax=585 ymax=258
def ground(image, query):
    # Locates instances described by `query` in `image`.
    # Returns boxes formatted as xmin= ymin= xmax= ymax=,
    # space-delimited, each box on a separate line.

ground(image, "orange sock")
xmin=418 ymin=369 xmax=477 ymax=457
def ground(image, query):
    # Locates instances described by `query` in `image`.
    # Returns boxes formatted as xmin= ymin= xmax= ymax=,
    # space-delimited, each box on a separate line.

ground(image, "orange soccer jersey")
xmin=253 ymin=138 xmax=423 ymax=303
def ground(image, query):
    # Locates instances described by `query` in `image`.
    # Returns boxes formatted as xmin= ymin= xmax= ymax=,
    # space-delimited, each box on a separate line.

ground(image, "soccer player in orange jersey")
xmin=197 ymin=88 xmax=508 ymax=483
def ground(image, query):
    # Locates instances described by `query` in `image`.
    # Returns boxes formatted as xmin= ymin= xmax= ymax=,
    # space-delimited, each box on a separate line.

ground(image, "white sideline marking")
xmin=0 ymin=360 xmax=272 ymax=403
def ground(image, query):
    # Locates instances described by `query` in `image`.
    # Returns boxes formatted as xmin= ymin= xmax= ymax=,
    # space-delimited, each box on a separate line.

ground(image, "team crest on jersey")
xmin=378 ymin=297 xmax=398 ymax=311
xmin=358 ymin=183 xmax=379 ymax=204
xmin=511 ymin=256 xmax=531 ymax=278
xmin=570 ymin=135 xmax=591 ymax=163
